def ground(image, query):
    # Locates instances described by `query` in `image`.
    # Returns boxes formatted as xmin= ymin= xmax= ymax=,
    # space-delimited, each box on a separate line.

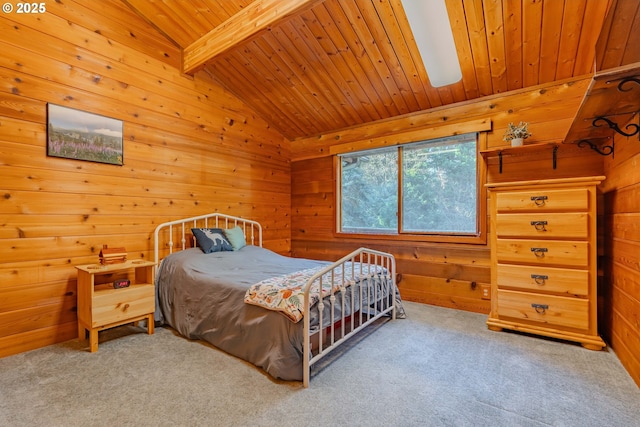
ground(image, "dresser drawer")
xmin=496 ymin=264 xmax=589 ymax=296
xmin=495 ymin=239 xmax=589 ymax=267
xmin=496 ymin=188 xmax=588 ymax=212
xmin=92 ymin=284 xmax=155 ymax=327
xmin=497 ymin=289 xmax=589 ymax=330
xmin=495 ymin=212 xmax=588 ymax=239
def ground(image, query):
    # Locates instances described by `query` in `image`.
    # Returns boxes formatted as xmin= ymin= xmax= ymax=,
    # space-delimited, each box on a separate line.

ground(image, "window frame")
xmin=335 ymin=132 xmax=487 ymax=245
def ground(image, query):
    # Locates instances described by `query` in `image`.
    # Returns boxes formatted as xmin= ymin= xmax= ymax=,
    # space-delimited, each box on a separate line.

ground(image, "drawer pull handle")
xmin=531 ymin=303 xmax=549 ymax=314
xmin=530 ymin=220 xmax=548 ymax=231
xmin=530 ymin=274 xmax=549 ymax=285
xmin=530 ymin=247 xmax=548 ymax=257
xmin=530 ymin=195 xmax=548 ymax=206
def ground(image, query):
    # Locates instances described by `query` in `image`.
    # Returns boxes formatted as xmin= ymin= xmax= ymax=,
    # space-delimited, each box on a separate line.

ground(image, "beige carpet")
xmin=1 ymin=302 xmax=639 ymax=426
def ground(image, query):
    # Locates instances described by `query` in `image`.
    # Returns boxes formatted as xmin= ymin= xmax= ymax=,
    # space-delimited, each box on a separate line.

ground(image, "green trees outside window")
xmin=339 ymin=133 xmax=478 ymax=236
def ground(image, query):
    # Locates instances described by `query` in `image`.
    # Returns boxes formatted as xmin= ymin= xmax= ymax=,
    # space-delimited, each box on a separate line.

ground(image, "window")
xmin=338 ymin=133 xmax=478 ymax=238
xmin=340 ymin=147 xmax=398 ymax=233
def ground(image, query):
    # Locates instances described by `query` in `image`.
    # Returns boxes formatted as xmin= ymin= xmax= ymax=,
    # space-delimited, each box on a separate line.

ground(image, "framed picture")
xmin=47 ymin=104 xmax=123 ymax=165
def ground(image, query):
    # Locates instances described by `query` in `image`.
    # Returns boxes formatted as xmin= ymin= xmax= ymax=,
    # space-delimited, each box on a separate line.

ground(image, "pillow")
xmin=223 ymin=226 xmax=246 ymax=251
xmin=191 ymin=228 xmax=233 ymax=253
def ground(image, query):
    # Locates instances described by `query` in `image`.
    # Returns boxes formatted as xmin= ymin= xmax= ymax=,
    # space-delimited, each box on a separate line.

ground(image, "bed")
xmin=153 ymin=213 xmax=403 ymax=387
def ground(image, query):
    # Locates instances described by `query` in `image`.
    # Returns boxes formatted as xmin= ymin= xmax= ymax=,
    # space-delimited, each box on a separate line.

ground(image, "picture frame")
xmin=47 ymin=103 xmax=123 ymax=166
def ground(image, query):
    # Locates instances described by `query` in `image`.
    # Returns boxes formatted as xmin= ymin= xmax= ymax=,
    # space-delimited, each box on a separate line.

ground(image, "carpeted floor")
xmin=1 ymin=302 xmax=639 ymax=427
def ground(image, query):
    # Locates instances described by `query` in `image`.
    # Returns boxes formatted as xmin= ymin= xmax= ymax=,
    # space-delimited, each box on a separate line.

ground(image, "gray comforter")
xmin=155 ymin=246 xmax=329 ymax=381
xmin=155 ymin=245 xmax=398 ymax=381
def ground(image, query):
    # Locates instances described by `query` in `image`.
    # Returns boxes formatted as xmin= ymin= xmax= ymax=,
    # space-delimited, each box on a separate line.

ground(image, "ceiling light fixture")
xmin=400 ymin=0 xmax=462 ymax=87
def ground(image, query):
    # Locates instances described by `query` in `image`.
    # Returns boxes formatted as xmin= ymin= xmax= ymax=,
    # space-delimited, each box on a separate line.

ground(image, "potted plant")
xmin=503 ymin=121 xmax=531 ymax=147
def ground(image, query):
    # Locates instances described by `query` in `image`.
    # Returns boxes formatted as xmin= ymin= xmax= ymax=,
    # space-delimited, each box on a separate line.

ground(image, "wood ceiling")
xmin=122 ymin=0 xmax=627 ymax=141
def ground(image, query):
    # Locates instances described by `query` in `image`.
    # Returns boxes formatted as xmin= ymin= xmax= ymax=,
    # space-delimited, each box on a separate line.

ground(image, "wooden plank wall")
xmin=602 ymin=123 xmax=640 ymax=387
xmin=0 ymin=0 xmax=290 ymax=357
xmin=291 ymin=78 xmax=604 ymax=315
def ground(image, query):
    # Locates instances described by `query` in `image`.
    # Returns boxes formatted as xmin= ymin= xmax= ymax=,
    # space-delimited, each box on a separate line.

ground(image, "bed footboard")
xmin=302 ymin=248 xmax=396 ymax=387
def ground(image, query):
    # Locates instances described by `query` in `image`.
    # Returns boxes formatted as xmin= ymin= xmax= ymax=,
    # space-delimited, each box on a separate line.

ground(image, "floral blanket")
xmin=244 ymin=263 xmax=384 ymax=323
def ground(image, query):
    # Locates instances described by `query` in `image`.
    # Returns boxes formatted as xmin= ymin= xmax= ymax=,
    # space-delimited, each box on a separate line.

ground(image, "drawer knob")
xmin=530 ymin=220 xmax=548 ymax=231
xmin=531 ymin=303 xmax=549 ymax=314
xmin=530 ymin=247 xmax=548 ymax=258
xmin=530 ymin=195 xmax=548 ymax=206
xmin=530 ymin=274 xmax=549 ymax=285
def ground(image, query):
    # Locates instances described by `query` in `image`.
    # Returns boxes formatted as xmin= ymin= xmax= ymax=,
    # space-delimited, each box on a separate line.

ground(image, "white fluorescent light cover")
xmin=401 ymin=0 xmax=462 ymax=87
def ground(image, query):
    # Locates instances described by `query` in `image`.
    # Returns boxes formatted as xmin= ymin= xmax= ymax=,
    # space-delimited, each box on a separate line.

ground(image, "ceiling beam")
xmin=183 ymin=0 xmax=323 ymax=75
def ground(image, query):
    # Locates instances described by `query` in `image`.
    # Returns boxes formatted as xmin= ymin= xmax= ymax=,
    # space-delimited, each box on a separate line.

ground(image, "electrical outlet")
xmin=481 ymin=284 xmax=491 ymax=300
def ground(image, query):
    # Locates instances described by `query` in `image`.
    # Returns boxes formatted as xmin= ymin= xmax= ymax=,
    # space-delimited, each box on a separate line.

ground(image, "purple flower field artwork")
xmin=47 ymin=104 xmax=123 ymax=166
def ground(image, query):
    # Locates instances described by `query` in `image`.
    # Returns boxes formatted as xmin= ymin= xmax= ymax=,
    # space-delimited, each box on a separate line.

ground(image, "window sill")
xmin=335 ymin=231 xmax=486 ymax=245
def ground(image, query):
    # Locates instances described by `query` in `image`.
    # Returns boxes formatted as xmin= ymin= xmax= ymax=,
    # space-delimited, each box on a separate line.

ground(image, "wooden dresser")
xmin=486 ymin=176 xmax=605 ymax=350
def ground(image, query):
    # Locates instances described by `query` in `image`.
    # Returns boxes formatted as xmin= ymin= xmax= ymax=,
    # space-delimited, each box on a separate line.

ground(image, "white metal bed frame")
xmin=153 ymin=213 xmax=397 ymax=387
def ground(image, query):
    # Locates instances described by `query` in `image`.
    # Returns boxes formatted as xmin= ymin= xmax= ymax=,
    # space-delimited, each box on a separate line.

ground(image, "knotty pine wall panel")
xmin=0 ymin=0 xmax=290 ymax=357
xmin=291 ymin=78 xmax=593 ymax=161
xmin=602 ymin=125 xmax=640 ymax=387
xmin=291 ymin=80 xmax=604 ymax=315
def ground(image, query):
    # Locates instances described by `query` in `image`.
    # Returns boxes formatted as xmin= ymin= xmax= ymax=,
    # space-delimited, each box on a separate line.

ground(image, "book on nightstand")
xmin=99 ymin=244 xmax=127 ymax=265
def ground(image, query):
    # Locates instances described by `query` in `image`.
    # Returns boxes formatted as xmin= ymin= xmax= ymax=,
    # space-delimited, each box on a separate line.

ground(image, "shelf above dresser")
xmin=480 ymin=142 xmax=561 ymax=173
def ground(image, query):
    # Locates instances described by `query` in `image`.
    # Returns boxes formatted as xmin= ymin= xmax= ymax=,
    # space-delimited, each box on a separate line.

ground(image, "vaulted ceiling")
xmin=122 ymin=0 xmax=638 ymax=141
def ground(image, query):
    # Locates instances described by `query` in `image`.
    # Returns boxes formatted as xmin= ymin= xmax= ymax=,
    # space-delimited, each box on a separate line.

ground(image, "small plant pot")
xmin=510 ymin=137 xmax=524 ymax=147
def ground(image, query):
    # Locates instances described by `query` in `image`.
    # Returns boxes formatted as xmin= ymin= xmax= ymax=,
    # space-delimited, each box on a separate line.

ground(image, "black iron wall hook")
xmin=592 ymin=116 xmax=640 ymax=138
xmin=577 ymin=139 xmax=614 ymax=156
xmin=617 ymin=77 xmax=640 ymax=92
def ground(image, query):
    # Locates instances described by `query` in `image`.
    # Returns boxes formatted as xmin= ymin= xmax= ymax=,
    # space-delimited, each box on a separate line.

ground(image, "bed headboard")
xmin=153 ymin=213 xmax=262 ymax=265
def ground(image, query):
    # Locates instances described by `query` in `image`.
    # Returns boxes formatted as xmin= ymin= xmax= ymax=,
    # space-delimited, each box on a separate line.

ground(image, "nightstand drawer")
xmin=92 ymin=284 xmax=155 ymax=327
xmin=495 ymin=239 xmax=588 ymax=267
xmin=496 ymin=264 xmax=589 ymax=296
xmin=495 ymin=213 xmax=588 ymax=239
xmin=497 ymin=289 xmax=589 ymax=330
xmin=496 ymin=188 xmax=588 ymax=212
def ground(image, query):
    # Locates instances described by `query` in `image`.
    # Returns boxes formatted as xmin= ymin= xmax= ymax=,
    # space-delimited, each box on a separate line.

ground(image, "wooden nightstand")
xmin=76 ymin=259 xmax=156 ymax=352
